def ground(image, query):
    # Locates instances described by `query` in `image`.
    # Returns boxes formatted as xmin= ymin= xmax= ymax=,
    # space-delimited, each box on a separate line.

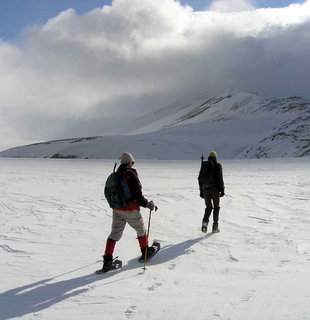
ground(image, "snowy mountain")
xmin=1 ymin=89 xmax=309 ymax=159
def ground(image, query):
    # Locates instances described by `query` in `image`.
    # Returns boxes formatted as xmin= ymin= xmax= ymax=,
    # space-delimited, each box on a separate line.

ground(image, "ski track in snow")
xmin=0 ymin=158 xmax=309 ymax=320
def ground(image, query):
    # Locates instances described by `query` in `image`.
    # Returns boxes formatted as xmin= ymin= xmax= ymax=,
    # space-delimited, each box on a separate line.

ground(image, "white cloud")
xmin=209 ymin=0 xmax=256 ymax=12
xmin=1 ymin=0 xmax=310 ymax=150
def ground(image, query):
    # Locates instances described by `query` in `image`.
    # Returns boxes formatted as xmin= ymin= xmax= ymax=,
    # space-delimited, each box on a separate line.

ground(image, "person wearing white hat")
xmin=102 ymin=152 xmax=157 ymax=272
xmin=120 ymin=151 xmax=135 ymax=165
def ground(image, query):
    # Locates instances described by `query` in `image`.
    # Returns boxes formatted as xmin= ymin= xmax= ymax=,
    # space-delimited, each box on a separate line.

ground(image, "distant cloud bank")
xmin=1 ymin=0 xmax=310 ymax=150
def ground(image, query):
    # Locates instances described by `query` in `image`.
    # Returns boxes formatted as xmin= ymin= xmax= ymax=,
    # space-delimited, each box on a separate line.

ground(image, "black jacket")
xmin=198 ymin=156 xmax=224 ymax=193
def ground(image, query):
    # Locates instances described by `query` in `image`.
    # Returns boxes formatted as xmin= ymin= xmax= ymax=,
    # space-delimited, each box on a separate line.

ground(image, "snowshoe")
xmin=138 ymin=241 xmax=160 ymax=263
xmin=96 ymin=255 xmax=122 ymax=274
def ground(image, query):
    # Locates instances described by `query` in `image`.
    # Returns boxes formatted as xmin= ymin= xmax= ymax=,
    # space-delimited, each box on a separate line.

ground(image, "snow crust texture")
xmin=0 ymin=157 xmax=309 ymax=319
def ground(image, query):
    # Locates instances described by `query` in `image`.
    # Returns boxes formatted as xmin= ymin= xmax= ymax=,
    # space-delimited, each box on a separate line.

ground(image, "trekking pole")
xmin=143 ymin=209 xmax=152 ymax=270
xmin=143 ymin=206 xmax=158 ymax=270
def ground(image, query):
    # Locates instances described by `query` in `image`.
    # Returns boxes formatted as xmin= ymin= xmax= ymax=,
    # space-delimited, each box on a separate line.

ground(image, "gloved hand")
xmin=200 ymin=189 xmax=204 ymax=198
xmin=146 ymin=200 xmax=156 ymax=211
xmin=219 ymin=190 xmax=225 ymax=197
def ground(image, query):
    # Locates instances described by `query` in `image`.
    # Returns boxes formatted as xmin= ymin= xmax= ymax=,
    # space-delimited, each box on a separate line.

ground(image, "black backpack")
xmin=104 ymin=164 xmax=132 ymax=208
xmin=198 ymin=155 xmax=217 ymax=189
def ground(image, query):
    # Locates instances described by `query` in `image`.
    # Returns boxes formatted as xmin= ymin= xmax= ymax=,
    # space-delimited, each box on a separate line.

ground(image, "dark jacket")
xmin=117 ymin=164 xmax=148 ymax=211
xmin=198 ymin=156 xmax=224 ymax=193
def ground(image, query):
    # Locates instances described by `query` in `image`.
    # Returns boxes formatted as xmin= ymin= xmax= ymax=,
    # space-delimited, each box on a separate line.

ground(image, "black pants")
xmin=202 ymin=186 xmax=220 ymax=225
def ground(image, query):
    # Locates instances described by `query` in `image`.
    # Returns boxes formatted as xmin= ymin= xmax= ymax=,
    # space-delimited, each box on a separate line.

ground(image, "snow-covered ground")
xmin=0 ymin=157 xmax=309 ymax=320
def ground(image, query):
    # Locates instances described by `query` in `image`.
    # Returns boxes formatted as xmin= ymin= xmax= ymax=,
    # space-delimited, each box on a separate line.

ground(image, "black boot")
xmin=212 ymin=223 xmax=220 ymax=233
xmin=102 ymin=254 xmax=113 ymax=272
xmin=201 ymin=220 xmax=208 ymax=233
xmin=140 ymin=246 xmax=155 ymax=260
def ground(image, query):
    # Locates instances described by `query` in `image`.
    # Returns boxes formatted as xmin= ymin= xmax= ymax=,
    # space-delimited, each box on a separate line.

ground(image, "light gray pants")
xmin=108 ymin=209 xmax=146 ymax=241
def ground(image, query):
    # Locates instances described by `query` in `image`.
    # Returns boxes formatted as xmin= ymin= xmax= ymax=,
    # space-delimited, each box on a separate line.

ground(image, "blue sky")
xmin=0 ymin=0 xmax=305 ymax=41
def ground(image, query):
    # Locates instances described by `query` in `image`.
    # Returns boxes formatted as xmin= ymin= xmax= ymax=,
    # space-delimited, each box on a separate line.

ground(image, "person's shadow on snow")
xmin=126 ymin=235 xmax=210 ymax=268
xmin=145 ymin=235 xmax=210 ymax=266
xmin=0 ymin=236 xmax=208 ymax=319
xmin=0 ymin=264 xmax=114 ymax=319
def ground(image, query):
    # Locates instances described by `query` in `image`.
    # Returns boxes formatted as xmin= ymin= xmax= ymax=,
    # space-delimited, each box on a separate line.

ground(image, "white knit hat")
xmin=120 ymin=152 xmax=135 ymax=164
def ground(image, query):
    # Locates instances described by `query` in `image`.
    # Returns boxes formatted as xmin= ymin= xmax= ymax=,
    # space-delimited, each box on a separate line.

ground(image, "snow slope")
xmin=0 ymin=89 xmax=309 ymax=159
xmin=0 ymin=157 xmax=309 ymax=320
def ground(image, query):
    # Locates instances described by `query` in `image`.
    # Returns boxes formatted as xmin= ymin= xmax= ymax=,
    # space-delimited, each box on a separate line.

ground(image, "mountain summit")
xmin=1 ymin=89 xmax=309 ymax=159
